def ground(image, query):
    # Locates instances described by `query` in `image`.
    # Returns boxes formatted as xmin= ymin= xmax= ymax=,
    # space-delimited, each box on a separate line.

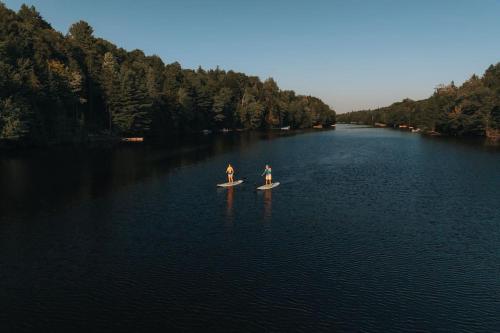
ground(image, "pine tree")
xmin=212 ymin=87 xmax=233 ymax=125
xmin=101 ymin=52 xmax=120 ymax=131
xmin=114 ymin=68 xmax=153 ymax=134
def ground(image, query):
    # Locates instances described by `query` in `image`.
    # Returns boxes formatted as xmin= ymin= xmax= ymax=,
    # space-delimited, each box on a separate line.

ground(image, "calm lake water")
xmin=1 ymin=125 xmax=499 ymax=332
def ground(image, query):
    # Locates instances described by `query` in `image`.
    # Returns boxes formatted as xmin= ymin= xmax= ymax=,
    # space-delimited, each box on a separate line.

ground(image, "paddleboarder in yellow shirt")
xmin=226 ymin=164 xmax=234 ymax=183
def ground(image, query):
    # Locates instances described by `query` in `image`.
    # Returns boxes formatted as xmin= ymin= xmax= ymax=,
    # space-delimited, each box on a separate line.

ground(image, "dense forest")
xmin=0 ymin=3 xmax=335 ymax=146
xmin=337 ymin=63 xmax=500 ymax=139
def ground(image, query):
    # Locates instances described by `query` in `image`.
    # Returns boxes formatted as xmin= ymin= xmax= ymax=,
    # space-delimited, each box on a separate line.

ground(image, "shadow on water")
xmin=0 ymin=130 xmax=306 ymax=220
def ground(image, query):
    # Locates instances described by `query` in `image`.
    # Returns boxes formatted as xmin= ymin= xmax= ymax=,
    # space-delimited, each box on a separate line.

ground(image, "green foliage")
xmin=0 ymin=97 xmax=32 ymax=140
xmin=114 ymin=68 xmax=152 ymax=134
xmin=337 ymin=63 xmax=500 ymax=137
xmin=68 ymin=20 xmax=94 ymax=48
xmin=212 ymin=87 xmax=233 ymax=125
xmin=0 ymin=3 xmax=335 ymax=146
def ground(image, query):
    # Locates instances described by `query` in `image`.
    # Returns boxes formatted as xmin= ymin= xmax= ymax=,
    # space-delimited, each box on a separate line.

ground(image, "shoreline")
xmin=0 ymin=126 xmax=337 ymax=151
xmin=338 ymin=122 xmax=500 ymax=144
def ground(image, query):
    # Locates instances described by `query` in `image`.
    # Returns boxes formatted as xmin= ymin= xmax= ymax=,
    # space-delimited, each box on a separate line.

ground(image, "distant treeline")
xmin=337 ymin=63 xmax=500 ymax=138
xmin=0 ymin=4 xmax=335 ymax=146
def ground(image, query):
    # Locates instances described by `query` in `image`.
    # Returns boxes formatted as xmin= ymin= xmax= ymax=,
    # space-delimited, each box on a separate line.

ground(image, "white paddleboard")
xmin=217 ymin=180 xmax=243 ymax=187
xmin=257 ymin=182 xmax=280 ymax=190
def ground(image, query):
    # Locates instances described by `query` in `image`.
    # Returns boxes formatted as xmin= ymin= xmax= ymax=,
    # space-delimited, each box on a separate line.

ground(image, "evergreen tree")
xmin=114 ymin=68 xmax=152 ymax=134
xmin=101 ymin=52 xmax=120 ymax=130
xmin=212 ymin=87 xmax=233 ymax=125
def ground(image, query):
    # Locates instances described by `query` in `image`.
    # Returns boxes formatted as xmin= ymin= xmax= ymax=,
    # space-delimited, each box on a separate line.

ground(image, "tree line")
xmin=337 ymin=63 xmax=500 ymax=138
xmin=0 ymin=3 xmax=336 ymax=146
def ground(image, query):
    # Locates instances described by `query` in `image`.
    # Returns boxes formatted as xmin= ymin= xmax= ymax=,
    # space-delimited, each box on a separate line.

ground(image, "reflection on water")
xmin=263 ymin=189 xmax=272 ymax=221
xmin=225 ymin=186 xmax=234 ymax=225
xmin=420 ymin=132 xmax=500 ymax=151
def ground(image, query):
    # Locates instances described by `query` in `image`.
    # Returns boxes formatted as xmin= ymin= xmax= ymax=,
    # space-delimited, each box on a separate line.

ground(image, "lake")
xmin=1 ymin=125 xmax=499 ymax=332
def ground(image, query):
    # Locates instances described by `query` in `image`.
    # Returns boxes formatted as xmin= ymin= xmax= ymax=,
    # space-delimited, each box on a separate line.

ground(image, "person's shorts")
xmin=265 ymin=174 xmax=271 ymax=181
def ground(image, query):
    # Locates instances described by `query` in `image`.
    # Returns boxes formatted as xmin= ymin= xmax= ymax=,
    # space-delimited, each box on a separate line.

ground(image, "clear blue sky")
xmin=4 ymin=0 xmax=500 ymax=113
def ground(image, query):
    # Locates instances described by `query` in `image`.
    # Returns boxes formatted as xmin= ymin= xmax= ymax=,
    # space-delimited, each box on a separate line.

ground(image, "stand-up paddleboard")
xmin=217 ymin=180 xmax=243 ymax=187
xmin=257 ymin=182 xmax=280 ymax=190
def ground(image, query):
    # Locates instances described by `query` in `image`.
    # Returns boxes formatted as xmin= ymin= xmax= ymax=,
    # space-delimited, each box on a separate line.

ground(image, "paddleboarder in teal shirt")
xmin=261 ymin=164 xmax=272 ymax=185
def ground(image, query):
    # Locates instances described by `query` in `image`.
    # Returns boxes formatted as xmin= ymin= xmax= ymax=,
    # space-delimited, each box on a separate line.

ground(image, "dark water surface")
xmin=1 ymin=125 xmax=499 ymax=332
